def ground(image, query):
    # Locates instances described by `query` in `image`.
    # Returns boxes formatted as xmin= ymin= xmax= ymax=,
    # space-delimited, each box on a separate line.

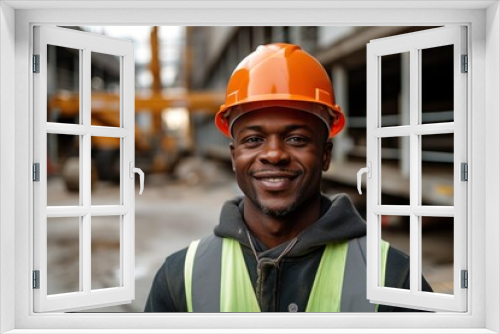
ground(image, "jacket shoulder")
xmin=144 ymin=248 xmax=188 ymax=312
xmin=385 ymin=246 xmax=410 ymax=289
xmin=378 ymin=246 xmax=433 ymax=312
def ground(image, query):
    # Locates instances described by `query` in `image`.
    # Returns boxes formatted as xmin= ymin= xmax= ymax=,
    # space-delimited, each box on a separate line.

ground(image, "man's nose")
xmin=259 ymin=137 xmax=290 ymax=165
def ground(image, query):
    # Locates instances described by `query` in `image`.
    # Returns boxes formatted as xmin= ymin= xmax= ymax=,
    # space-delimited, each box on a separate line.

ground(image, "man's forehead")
xmin=233 ymin=108 xmax=315 ymax=124
xmin=231 ymin=108 xmax=326 ymax=136
xmin=237 ymin=124 xmax=313 ymax=133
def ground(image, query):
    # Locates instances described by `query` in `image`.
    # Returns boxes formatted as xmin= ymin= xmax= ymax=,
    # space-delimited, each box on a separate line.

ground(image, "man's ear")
xmin=322 ymin=140 xmax=333 ymax=171
xmin=230 ymin=142 xmax=236 ymax=172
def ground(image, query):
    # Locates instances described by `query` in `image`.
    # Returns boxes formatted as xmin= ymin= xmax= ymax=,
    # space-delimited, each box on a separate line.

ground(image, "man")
xmin=145 ymin=43 xmax=431 ymax=312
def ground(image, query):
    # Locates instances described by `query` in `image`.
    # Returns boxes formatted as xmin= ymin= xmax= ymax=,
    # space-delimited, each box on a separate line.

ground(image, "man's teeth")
xmin=262 ymin=178 xmax=288 ymax=182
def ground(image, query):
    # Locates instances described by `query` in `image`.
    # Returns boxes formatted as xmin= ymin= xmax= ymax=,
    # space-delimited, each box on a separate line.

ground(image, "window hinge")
xmin=33 ymin=163 xmax=40 ymax=182
xmin=33 ymin=270 xmax=40 ymax=289
xmin=461 ymin=54 xmax=468 ymax=73
xmin=461 ymin=270 xmax=468 ymax=289
xmin=33 ymin=54 xmax=40 ymax=73
xmin=461 ymin=162 xmax=468 ymax=181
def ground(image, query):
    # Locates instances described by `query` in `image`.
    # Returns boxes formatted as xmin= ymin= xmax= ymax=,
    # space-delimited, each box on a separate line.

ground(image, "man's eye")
xmin=288 ymin=136 xmax=308 ymax=144
xmin=243 ymin=137 xmax=263 ymax=144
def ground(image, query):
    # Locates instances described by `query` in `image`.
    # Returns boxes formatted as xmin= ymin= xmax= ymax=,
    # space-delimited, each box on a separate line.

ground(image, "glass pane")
xmin=421 ymin=133 xmax=454 ymax=206
xmin=47 ymin=44 xmax=80 ymax=124
xmin=421 ymin=45 xmax=454 ymax=124
xmin=380 ymin=137 xmax=410 ymax=205
xmin=421 ymin=216 xmax=454 ymax=294
xmin=91 ymin=52 xmax=121 ymax=127
xmin=91 ymin=137 xmax=121 ymax=205
xmin=380 ymin=215 xmax=410 ymax=289
xmin=380 ymin=52 xmax=410 ymax=127
xmin=47 ymin=134 xmax=80 ymax=206
xmin=47 ymin=217 xmax=80 ymax=294
xmin=92 ymin=216 xmax=121 ymax=290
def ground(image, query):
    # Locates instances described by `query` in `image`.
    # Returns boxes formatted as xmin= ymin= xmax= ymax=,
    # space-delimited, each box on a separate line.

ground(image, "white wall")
xmin=485 ymin=2 xmax=500 ymax=333
xmin=0 ymin=2 xmax=16 ymax=333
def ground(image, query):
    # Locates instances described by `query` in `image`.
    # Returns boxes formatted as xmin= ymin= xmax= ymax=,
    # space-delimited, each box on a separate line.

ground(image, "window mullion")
xmin=119 ymin=55 xmax=125 ymax=288
xmin=409 ymin=47 xmax=420 ymax=294
xmin=82 ymin=47 xmax=91 ymax=207
xmin=81 ymin=213 xmax=91 ymax=294
xmin=81 ymin=47 xmax=92 ymax=294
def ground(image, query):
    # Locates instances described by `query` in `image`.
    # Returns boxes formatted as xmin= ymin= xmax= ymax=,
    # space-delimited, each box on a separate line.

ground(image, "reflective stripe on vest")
xmin=185 ymin=236 xmax=389 ymax=312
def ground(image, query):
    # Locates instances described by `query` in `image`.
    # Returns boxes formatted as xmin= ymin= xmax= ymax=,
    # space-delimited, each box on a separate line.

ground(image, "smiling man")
xmin=229 ymin=107 xmax=332 ymax=249
xmin=145 ymin=43 xmax=431 ymax=312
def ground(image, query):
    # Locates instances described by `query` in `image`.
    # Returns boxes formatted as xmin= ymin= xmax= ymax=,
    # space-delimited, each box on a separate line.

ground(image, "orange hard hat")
xmin=215 ymin=43 xmax=345 ymax=138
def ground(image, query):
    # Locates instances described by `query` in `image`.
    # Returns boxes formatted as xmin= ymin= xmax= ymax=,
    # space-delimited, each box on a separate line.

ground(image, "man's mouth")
xmin=252 ymin=171 xmax=301 ymax=190
xmin=259 ymin=177 xmax=290 ymax=182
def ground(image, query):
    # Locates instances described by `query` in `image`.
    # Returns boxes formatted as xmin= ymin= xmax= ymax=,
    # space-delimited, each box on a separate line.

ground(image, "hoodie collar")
xmin=213 ymin=193 xmax=366 ymax=258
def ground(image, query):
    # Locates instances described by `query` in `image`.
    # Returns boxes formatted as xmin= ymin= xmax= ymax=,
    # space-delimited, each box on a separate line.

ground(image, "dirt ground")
xmin=46 ymin=158 xmax=454 ymax=312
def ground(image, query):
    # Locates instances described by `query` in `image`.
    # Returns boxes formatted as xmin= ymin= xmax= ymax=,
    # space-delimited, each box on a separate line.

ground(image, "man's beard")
xmin=259 ymin=201 xmax=298 ymax=218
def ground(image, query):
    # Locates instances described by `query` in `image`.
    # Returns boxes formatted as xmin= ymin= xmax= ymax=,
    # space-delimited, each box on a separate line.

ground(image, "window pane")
xmin=421 ymin=45 xmax=454 ymax=124
xmin=380 ymin=215 xmax=410 ymax=289
xmin=91 ymin=52 xmax=121 ymax=127
xmin=380 ymin=52 xmax=410 ymax=127
xmin=421 ymin=216 xmax=454 ymax=295
xmin=91 ymin=137 xmax=121 ymax=205
xmin=92 ymin=216 xmax=121 ymax=290
xmin=380 ymin=137 xmax=410 ymax=205
xmin=421 ymin=133 xmax=454 ymax=206
xmin=47 ymin=217 xmax=80 ymax=295
xmin=47 ymin=134 xmax=81 ymax=206
xmin=47 ymin=44 xmax=80 ymax=124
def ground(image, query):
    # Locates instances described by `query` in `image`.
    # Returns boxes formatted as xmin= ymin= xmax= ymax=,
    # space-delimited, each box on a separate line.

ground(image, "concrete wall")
xmin=318 ymin=26 xmax=357 ymax=48
xmin=205 ymin=27 xmax=237 ymax=67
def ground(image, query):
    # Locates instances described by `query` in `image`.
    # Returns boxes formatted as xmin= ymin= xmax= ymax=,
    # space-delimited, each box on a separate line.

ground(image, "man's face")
xmin=230 ymin=107 xmax=333 ymax=217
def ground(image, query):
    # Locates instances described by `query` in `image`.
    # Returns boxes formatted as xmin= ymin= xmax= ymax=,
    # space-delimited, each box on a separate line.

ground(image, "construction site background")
xmin=45 ymin=26 xmax=455 ymax=312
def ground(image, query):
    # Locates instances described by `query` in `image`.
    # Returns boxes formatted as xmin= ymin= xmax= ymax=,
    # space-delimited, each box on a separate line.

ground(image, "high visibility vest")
xmin=184 ymin=235 xmax=389 ymax=312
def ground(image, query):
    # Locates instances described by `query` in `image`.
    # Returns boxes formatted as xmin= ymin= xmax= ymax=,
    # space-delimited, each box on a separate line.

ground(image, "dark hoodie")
xmin=145 ymin=193 xmax=431 ymax=312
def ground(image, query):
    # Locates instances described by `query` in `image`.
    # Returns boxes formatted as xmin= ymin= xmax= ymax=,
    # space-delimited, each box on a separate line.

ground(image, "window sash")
xmin=366 ymin=26 xmax=468 ymax=312
xmin=33 ymin=26 xmax=136 ymax=312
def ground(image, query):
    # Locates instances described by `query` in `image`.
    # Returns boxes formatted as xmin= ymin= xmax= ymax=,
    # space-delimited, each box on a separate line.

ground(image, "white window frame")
xmin=366 ymin=26 xmax=468 ymax=312
xmin=33 ymin=25 xmax=136 ymax=312
xmin=0 ymin=1 xmax=498 ymax=333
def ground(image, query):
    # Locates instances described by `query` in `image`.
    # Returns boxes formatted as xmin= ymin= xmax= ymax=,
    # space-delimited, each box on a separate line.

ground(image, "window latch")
xmin=129 ymin=162 xmax=144 ymax=195
xmin=357 ymin=162 xmax=372 ymax=195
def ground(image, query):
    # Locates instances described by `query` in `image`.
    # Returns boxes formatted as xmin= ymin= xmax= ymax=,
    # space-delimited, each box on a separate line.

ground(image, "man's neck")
xmin=243 ymin=196 xmax=322 ymax=249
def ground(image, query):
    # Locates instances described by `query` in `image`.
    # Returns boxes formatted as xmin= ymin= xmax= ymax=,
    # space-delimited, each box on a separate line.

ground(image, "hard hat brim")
xmin=215 ymin=99 xmax=345 ymax=139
